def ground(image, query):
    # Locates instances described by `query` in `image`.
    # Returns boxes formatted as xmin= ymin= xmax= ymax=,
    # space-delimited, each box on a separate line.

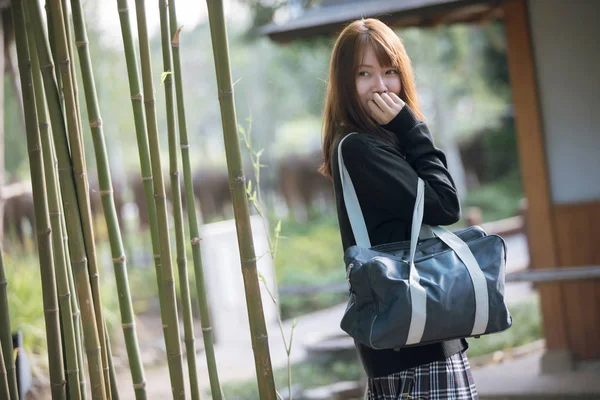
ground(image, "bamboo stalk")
xmin=45 ymin=4 xmax=63 ymax=104
xmin=204 ymin=1 xmax=277 ymax=398
xmin=134 ymin=0 xmax=186 ymax=397
xmin=11 ymin=1 xmax=66 ymax=398
xmin=47 ymin=2 xmax=112 ymax=396
xmin=114 ymin=0 xmax=171 ymax=386
xmin=0 ymin=343 xmax=9 ymax=400
xmin=70 ymin=1 xmax=148 ymax=398
xmin=26 ymin=11 xmax=81 ymax=399
xmin=0 ymin=247 xmax=18 ymax=400
xmin=105 ymin=326 xmax=120 ymax=400
xmin=158 ymin=1 xmax=201 ymax=398
xmin=167 ymin=2 xmax=223 ymax=398
xmin=25 ymin=2 xmax=106 ymax=398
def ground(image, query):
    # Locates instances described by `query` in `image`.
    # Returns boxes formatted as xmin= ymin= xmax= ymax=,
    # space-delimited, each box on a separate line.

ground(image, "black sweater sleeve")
xmin=340 ymin=106 xmax=461 ymax=227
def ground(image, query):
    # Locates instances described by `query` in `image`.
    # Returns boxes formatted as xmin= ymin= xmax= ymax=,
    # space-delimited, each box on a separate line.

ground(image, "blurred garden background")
xmin=1 ymin=0 xmax=540 ymax=398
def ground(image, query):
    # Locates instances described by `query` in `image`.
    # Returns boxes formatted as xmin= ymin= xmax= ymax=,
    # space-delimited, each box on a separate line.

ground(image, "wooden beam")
xmin=501 ymin=0 xmax=568 ymax=350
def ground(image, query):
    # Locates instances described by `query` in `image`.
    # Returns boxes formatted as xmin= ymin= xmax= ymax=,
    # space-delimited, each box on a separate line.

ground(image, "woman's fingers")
xmin=367 ymin=100 xmax=386 ymax=123
xmin=373 ymin=93 xmax=391 ymax=111
xmin=389 ymin=92 xmax=406 ymax=107
xmin=380 ymin=92 xmax=396 ymax=108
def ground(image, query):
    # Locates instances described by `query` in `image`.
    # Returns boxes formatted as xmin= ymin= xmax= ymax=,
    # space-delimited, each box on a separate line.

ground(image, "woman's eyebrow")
xmin=359 ymin=64 xmax=374 ymax=68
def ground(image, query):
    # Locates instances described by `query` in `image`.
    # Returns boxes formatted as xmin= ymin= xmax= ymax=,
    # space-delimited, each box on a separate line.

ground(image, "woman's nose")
xmin=373 ymin=75 xmax=387 ymax=93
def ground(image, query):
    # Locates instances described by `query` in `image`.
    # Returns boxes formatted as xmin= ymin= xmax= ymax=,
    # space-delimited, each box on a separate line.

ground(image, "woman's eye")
xmin=358 ymin=71 xmax=369 ymax=77
xmin=386 ymin=69 xmax=399 ymax=75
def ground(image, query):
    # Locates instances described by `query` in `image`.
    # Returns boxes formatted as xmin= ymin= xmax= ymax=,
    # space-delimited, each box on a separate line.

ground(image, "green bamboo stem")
xmin=27 ymin=13 xmax=81 ymax=399
xmin=134 ymin=0 xmax=186 ymax=397
xmin=105 ymin=326 xmax=120 ymax=400
xmin=0 ymin=247 xmax=18 ymax=400
xmin=66 ymin=230 xmax=87 ymax=400
xmin=70 ymin=1 xmax=148 ymax=398
xmin=114 ymin=0 xmax=171 ymax=384
xmin=0 ymin=343 xmax=9 ymax=400
xmin=60 ymin=0 xmax=86 ymax=169
xmin=26 ymin=1 xmax=106 ymax=398
xmin=45 ymin=4 xmax=63 ymax=104
xmin=11 ymin=1 xmax=66 ymax=397
xmin=204 ymin=1 xmax=277 ymax=398
xmin=47 ymin=2 xmax=112 ymax=396
xmin=50 ymin=115 xmax=87 ymax=400
xmin=158 ymin=1 xmax=201 ymax=398
xmin=167 ymin=1 xmax=223 ymax=397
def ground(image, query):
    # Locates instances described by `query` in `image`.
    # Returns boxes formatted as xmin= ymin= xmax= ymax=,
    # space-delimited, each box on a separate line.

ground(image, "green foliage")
xmin=462 ymin=170 xmax=524 ymax=222
xmin=3 ymin=251 xmax=119 ymax=356
xmin=468 ymin=296 xmax=542 ymax=358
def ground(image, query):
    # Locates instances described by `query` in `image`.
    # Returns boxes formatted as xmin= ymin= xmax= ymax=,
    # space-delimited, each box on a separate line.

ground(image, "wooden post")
xmin=502 ymin=0 xmax=569 ymax=351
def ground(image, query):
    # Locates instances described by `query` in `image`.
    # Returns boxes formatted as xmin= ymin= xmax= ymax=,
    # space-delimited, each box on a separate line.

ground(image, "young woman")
xmin=320 ymin=18 xmax=478 ymax=399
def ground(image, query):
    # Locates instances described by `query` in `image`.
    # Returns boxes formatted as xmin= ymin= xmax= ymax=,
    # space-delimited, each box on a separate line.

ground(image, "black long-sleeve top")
xmin=331 ymin=105 xmax=468 ymax=378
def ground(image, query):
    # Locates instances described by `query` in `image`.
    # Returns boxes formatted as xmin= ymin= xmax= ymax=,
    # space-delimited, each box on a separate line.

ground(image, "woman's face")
xmin=355 ymin=43 xmax=401 ymax=117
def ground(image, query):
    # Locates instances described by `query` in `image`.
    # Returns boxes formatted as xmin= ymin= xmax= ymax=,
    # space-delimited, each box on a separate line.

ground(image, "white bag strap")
xmin=337 ymin=133 xmax=372 ymax=248
xmin=337 ymin=133 xmax=489 ymax=341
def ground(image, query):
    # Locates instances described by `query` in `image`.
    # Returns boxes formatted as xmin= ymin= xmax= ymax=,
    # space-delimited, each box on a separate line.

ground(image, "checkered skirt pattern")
xmin=366 ymin=351 xmax=478 ymax=399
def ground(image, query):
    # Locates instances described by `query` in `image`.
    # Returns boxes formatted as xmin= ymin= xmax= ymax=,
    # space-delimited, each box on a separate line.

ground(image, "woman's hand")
xmin=367 ymin=92 xmax=406 ymax=125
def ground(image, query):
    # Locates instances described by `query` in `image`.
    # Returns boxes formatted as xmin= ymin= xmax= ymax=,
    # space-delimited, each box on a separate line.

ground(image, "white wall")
xmin=528 ymin=0 xmax=600 ymax=204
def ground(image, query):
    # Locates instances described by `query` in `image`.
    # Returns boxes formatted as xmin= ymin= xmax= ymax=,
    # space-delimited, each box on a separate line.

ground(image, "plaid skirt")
xmin=366 ymin=351 xmax=478 ymax=400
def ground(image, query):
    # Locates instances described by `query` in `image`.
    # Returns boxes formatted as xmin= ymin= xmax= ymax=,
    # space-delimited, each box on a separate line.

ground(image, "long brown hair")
xmin=319 ymin=18 xmax=424 ymax=178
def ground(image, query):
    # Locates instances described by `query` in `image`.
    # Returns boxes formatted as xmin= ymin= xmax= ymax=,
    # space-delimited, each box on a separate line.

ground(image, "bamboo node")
xmin=40 ymin=61 xmax=54 ymax=70
xmin=233 ymin=174 xmax=246 ymax=183
xmin=144 ymin=98 xmax=156 ymax=105
xmin=90 ymin=272 xmax=99 ymax=279
xmin=190 ymin=237 xmax=201 ymax=245
xmin=132 ymin=93 xmax=143 ymax=100
xmin=38 ymin=121 xmax=50 ymax=129
xmin=180 ymin=144 xmax=190 ymax=149
xmin=75 ymin=40 xmax=89 ymax=48
xmin=48 ymin=211 xmax=62 ymax=217
xmin=59 ymin=292 xmax=71 ymax=299
xmin=72 ymin=311 xmax=80 ymax=318
xmin=133 ymin=381 xmax=147 ymax=389
xmin=142 ymin=175 xmax=153 ymax=181
xmin=242 ymin=256 xmax=258 ymax=264
xmin=118 ymin=7 xmax=129 ymax=13
xmin=171 ymin=26 xmax=184 ymax=47
xmin=113 ymin=254 xmax=126 ymax=263
xmin=37 ymin=228 xmax=52 ymax=237
xmin=122 ymin=322 xmax=135 ymax=329
xmin=202 ymin=327 xmax=212 ymax=332
xmin=0 ymin=279 xmax=7 ymax=286
xmin=44 ymin=307 xmax=60 ymax=314
xmin=51 ymin=379 xmax=66 ymax=388
xmin=153 ymin=254 xmax=161 ymax=260
xmin=89 ymin=119 xmax=103 ymax=128
xmin=74 ymin=257 xmax=88 ymax=265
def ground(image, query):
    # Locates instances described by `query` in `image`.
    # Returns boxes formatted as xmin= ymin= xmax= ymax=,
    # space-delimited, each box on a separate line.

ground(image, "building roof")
xmin=260 ymin=0 xmax=502 ymax=42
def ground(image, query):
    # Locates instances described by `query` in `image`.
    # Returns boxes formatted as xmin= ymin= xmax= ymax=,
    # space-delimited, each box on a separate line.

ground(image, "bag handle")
xmin=337 ymin=133 xmax=490 ymax=337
